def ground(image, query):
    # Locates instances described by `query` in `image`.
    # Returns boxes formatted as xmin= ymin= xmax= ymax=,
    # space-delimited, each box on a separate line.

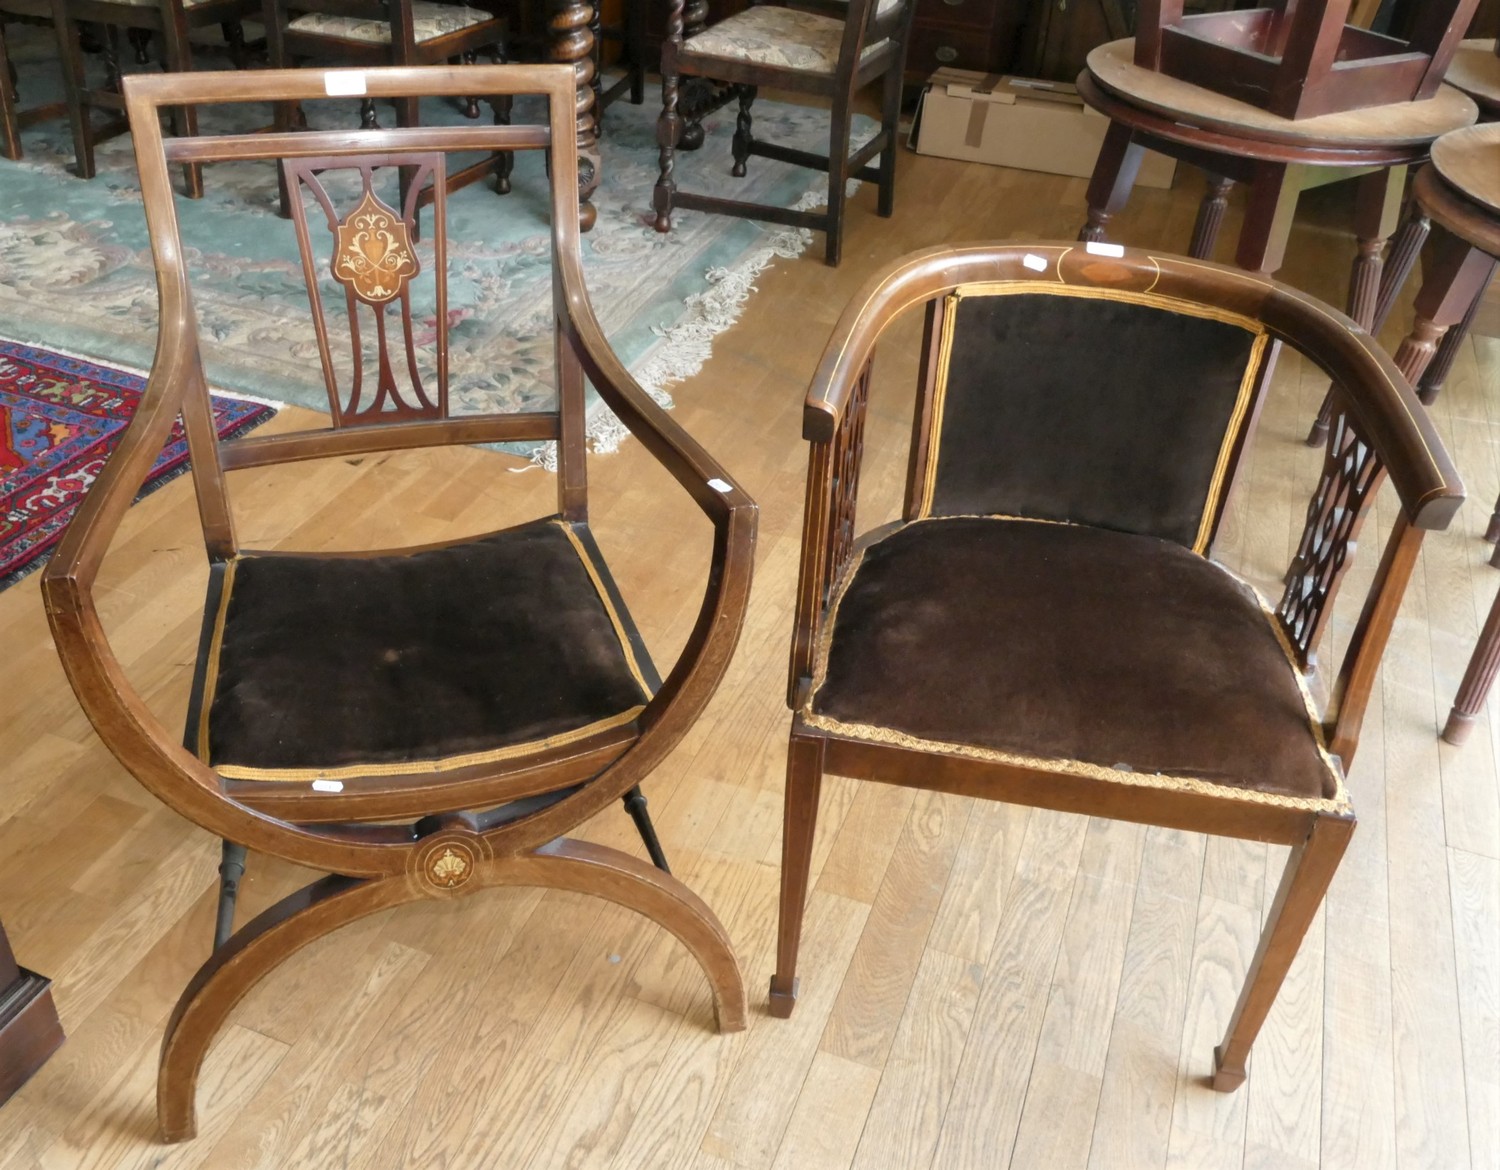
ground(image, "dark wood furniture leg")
xmin=1189 ymin=173 xmax=1234 ymax=259
xmin=1079 ymin=119 xmax=1147 ymax=243
xmin=1305 ymin=167 xmax=1410 ymax=446
xmin=1212 ymin=814 xmax=1354 ymax=1090
xmin=1234 ymin=160 xmax=1299 ymax=273
xmin=0 ymin=916 xmax=64 ymax=1105
xmin=769 ymin=732 xmax=824 ymax=1019
xmin=1383 ymin=228 xmax=1500 ymax=744
xmin=549 ymin=0 xmax=599 ymax=230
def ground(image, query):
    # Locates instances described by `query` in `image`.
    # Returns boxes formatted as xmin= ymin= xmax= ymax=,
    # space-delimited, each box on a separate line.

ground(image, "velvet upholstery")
xmin=923 ymin=292 xmax=1264 ymax=550
xmin=194 ymin=518 xmax=652 ymax=779
xmin=809 ymin=517 xmax=1337 ymax=803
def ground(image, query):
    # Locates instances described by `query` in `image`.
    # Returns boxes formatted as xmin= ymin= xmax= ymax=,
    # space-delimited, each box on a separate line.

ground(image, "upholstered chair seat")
xmin=192 ymin=518 xmax=653 ymax=783
xmin=680 ymin=6 xmax=884 ymax=74
xmin=807 ymin=517 xmax=1338 ymax=806
xmin=286 ymin=1 xmax=493 ymax=44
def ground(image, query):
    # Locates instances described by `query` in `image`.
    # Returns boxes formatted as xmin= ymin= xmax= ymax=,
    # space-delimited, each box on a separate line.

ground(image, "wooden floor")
xmin=1 ymin=116 xmax=1498 ymax=1170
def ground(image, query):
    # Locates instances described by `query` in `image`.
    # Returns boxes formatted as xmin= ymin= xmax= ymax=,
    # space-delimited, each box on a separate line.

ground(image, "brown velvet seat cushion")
xmin=194 ymin=518 xmax=653 ymax=780
xmin=809 ymin=518 xmax=1338 ymax=803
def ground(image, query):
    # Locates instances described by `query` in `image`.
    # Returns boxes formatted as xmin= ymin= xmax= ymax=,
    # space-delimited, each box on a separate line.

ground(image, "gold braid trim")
xmin=195 ymin=557 xmax=239 ymax=763
xmin=805 ymin=517 xmax=1350 ymax=815
xmin=917 ymin=284 xmax=1270 ymax=554
xmin=204 ymin=518 xmax=654 ymax=784
xmin=215 ymin=706 xmax=646 ymax=782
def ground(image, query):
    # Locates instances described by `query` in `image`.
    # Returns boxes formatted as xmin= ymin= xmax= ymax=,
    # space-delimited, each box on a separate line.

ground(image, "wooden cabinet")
xmin=906 ymin=0 xmax=1029 ymax=77
xmin=0 ymin=916 xmax=63 ymax=1105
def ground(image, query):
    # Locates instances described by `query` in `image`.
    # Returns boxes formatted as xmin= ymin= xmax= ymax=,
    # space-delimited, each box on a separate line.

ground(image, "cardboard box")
xmin=910 ymin=70 xmax=1176 ymax=189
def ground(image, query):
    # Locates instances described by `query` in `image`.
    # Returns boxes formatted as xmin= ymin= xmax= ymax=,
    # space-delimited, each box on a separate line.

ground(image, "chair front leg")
xmin=770 ymin=731 xmax=825 ymax=1018
xmin=653 ymin=46 xmax=680 ymax=233
xmin=1212 ymin=813 xmax=1353 ymax=1090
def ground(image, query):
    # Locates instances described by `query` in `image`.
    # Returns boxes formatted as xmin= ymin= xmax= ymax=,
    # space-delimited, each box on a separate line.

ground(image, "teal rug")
xmin=0 ymin=28 xmax=870 ymax=457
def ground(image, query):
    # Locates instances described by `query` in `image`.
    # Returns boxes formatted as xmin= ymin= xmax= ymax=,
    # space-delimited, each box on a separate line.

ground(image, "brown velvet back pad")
xmin=929 ymin=294 xmax=1258 ymax=548
xmin=205 ymin=520 xmax=649 ymax=771
xmin=813 ymin=519 xmax=1336 ymax=802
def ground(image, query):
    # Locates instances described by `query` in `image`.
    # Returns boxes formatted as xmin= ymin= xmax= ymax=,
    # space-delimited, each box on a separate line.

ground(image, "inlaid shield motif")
xmin=332 ymin=190 xmax=419 ymax=304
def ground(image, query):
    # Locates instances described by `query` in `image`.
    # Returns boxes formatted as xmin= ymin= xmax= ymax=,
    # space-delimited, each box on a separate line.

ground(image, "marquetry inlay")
xmin=332 ymin=190 xmax=418 ymax=304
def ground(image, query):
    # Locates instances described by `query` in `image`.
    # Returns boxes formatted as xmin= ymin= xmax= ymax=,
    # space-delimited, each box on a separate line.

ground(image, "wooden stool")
xmin=1446 ymin=37 xmax=1500 ymax=119
xmin=1134 ymin=0 xmax=1480 ymax=120
xmin=1078 ymin=39 xmax=1477 ymax=350
xmin=1382 ymin=126 xmax=1500 ymax=744
xmin=1302 ymin=35 xmax=1497 ymax=448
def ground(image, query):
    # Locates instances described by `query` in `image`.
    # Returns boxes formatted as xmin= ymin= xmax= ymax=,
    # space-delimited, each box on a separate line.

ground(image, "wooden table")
xmin=1447 ymin=37 xmax=1500 ymax=118
xmin=0 ymin=915 xmax=64 ymax=1105
xmin=1381 ymin=125 xmax=1500 ymax=744
xmin=1076 ymin=38 xmax=1477 ymax=362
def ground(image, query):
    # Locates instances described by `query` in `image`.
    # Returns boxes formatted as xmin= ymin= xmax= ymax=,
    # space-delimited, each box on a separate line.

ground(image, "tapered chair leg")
xmin=770 ymin=733 xmax=824 ymax=1018
xmin=213 ymin=840 xmax=248 ymax=950
xmin=623 ymin=784 xmax=669 ymax=873
xmin=1211 ymin=814 xmax=1353 ymax=1090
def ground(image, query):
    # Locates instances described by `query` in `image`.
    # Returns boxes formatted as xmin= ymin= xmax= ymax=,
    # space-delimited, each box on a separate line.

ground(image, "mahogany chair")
xmin=1136 ymin=0 xmax=1482 ymax=119
xmin=653 ymin=0 xmax=915 ymax=267
xmin=264 ymin=0 xmax=514 ymax=215
xmin=50 ymin=0 xmax=257 ymax=196
xmin=43 ymin=63 xmax=755 ymax=1141
xmin=771 ymin=242 xmax=1463 ymax=1092
xmin=0 ymin=8 xmax=70 ymax=160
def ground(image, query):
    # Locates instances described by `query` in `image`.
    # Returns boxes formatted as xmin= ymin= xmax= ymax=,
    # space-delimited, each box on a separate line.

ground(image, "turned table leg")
xmin=1306 ymin=166 xmax=1407 ymax=446
xmin=1189 ymin=173 xmax=1234 ymax=260
xmin=1079 ymin=120 xmax=1147 ymax=244
xmin=1386 ymin=229 xmax=1499 ymax=744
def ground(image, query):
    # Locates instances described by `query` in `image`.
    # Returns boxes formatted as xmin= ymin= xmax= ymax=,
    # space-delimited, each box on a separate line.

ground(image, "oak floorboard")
xmin=0 ymin=126 xmax=1497 ymax=1170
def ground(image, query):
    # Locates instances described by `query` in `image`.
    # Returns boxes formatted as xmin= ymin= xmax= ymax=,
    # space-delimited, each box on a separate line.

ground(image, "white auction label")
xmin=325 ymin=72 xmax=367 ymax=97
xmin=1084 ymin=241 xmax=1126 ymax=258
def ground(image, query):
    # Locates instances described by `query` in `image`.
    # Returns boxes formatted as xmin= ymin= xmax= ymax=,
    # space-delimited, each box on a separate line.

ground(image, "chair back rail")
xmin=790 ymin=242 xmax=1463 ymax=769
xmin=42 ymin=65 xmax=759 ymax=877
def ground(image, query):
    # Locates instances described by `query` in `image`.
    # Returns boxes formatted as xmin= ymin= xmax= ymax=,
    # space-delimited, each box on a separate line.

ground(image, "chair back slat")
xmin=908 ymin=287 xmax=1271 ymax=553
xmin=284 ymin=153 xmax=449 ymax=426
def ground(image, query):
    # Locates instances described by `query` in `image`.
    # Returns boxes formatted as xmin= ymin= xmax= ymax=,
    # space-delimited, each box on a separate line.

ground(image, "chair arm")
xmin=788 ymin=355 xmax=873 ymax=707
xmin=556 ymin=261 xmax=756 ymax=531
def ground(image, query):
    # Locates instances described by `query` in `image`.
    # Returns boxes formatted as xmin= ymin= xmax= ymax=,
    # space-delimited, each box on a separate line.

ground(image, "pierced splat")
xmin=284 ymin=155 xmax=449 ymax=427
xmin=1277 ymin=403 xmax=1385 ymax=672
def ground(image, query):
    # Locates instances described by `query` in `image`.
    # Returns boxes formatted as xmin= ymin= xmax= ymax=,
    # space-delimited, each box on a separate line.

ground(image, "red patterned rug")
xmin=0 ymin=340 xmax=276 ymax=589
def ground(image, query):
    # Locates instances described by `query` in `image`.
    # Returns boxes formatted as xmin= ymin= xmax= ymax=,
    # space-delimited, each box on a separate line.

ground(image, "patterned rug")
xmin=0 ymin=339 xmax=275 ymax=589
xmin=0 ymin=27 xmax=871 ymax=459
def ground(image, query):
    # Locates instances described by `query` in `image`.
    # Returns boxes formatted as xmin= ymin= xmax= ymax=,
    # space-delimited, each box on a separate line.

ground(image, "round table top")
xmin=1431 ymin=123 xmax=1500 ymax=218
xmin=1445 ymin=39 xmax=1500 ymax=114
xmin=1085 ymin=38 xmax=1478 ymax=150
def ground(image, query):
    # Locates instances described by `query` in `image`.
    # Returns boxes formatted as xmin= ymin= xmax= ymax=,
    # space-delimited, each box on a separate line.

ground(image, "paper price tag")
xmin=325 ymin=72 xmax=367 ymax=97
xmin=1022 ymin=253 xmax=1048 ymax=272
xmin=1084 ymin=241 xmax=1125 ymax=258
xmin=311 ymin=779 xmax=344 ymax=792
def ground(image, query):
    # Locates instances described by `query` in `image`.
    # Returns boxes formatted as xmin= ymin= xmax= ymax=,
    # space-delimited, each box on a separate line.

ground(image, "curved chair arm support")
xmin=454 ymin=251 xmax=762 ymax=857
